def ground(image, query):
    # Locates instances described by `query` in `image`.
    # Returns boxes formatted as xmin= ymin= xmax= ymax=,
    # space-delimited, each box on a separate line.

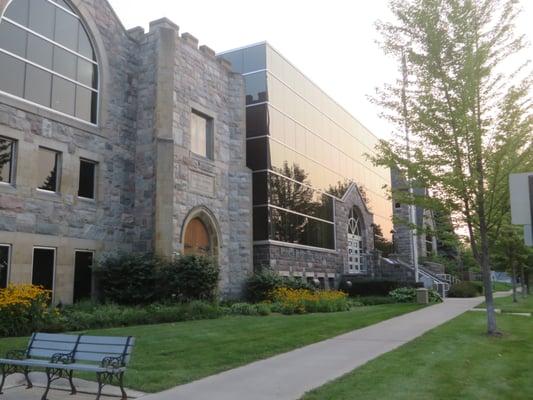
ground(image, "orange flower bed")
xmin=270 ymin=287 xmax=349 ymax=314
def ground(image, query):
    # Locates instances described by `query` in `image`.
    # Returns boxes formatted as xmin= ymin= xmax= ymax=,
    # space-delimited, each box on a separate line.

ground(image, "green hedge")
xmin=448 ymin=281 xmax=483 ymax=298
xmin=339 ymin=280 xmax=423 ymax=297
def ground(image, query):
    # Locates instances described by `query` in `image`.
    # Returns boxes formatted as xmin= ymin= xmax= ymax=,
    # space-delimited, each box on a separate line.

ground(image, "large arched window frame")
xmin=0 ymin=0 xmax=99 ymax=125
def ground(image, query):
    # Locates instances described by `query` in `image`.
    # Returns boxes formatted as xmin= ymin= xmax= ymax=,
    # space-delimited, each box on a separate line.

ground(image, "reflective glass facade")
xmin=0 ymin=0 xmax=98 ymax=124
xmin=224 ymin=43 xmax=393 ymax=249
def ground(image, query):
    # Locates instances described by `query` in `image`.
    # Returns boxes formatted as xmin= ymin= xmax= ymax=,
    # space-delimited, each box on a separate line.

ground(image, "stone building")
xmin=0 ymin=0 xmax=252 ymax=303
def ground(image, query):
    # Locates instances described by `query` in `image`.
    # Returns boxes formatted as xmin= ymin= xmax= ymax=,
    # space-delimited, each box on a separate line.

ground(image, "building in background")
xmin=220 ymin=43 xmax=393 ymax=287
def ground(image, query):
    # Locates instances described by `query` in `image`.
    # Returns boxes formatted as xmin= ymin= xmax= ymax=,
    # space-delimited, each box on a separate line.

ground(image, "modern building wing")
xmin=220 ymin=43 xmax=393 ymax=284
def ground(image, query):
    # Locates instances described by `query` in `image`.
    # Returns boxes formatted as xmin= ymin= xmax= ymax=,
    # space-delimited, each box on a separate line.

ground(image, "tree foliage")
xmin=372 ymin=0 xmax=532 ymax=334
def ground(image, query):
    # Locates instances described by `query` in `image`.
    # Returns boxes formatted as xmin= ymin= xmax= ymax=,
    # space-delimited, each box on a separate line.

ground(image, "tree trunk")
xmin=511 ymin=261 xmax=517 ymax=302
xmin=478 ymin=219 xmax=498 ymax=334
xmin=520 ymin=265 xmax=527 ymax=298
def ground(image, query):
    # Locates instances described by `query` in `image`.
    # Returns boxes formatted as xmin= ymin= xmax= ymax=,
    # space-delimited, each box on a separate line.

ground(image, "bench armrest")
xmin=5 ymin=349 xmax=27 ymax=360
xmin=51 ymin=352 xmax=74 ymax=364
xmin=101 ymin=356 xmax=125 ymax=371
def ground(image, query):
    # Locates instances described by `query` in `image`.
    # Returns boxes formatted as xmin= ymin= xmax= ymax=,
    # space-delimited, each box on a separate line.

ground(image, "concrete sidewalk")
xmin=143 ymin=296 xmax=491 ymax=400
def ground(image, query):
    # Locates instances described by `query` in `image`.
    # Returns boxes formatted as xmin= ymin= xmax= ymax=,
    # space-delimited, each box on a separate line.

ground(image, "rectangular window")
xmin=0 ymin=137 xmax=15 ymax=184
xmin=191 ymin=110 xmax=213 ymax=159
xmin=32 ymin=247 xmax=55 ymax=291
xmin=78 ymin=159 xmax=96 ymax=199
xmin=0 ymin=245 xmax=10 ymax=288
xmin=37 ymin=148 xmax=60 ymax=192
xmin=73 ymin=251 xmax=93 ymax=302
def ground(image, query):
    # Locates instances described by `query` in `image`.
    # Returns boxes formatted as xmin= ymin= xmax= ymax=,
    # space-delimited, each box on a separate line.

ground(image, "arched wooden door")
xmin=183 ymin=218 xmax=210 ymax=256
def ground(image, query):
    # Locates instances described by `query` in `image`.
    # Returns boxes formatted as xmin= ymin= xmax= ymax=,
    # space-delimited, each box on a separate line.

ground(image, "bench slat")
xmin=76 ymin=343 xmax=133 ymax=354
xmin=31 ymin=341 xmax=77 ymax=352
xmin=33 ymin=333 xmax=80 ymax=343
xmin=74 ymin=351 xmax=122 ymax=362
xmin=78 ymin=336 xmax=132 ymax=346
xmin=28 ymin=349 xmax=62 ymax=359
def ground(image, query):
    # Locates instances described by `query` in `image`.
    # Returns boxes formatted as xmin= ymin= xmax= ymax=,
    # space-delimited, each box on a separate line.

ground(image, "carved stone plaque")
xmin=189 ymin=170 xmax=215 ymax=197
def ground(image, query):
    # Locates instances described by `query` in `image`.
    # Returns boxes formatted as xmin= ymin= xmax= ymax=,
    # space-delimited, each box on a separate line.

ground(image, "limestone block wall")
xmin=0 ymin=0 xmax=138 ymax=303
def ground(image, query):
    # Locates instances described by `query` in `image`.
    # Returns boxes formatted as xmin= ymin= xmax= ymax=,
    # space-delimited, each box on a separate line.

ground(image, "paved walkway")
xmin=143 ymin=296 xmax=491 ymax=400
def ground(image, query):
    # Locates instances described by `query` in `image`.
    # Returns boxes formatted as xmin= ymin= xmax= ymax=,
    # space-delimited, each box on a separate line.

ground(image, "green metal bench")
xmin=0 ymin=332 xmax=135 ymax=400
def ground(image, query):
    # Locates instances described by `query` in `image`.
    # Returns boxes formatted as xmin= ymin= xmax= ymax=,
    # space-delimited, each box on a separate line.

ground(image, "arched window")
xmin=0 ymin=0 xmax=98 ymax=124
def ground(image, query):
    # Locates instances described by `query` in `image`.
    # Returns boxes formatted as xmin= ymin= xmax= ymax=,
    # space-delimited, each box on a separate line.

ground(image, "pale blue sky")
xmin=108 ymin=0 xmax=532 ymax=140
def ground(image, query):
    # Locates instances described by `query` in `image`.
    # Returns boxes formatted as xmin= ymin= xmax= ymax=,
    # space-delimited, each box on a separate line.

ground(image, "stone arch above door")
xmin=180 ymin=207 xmax=220 ymax=259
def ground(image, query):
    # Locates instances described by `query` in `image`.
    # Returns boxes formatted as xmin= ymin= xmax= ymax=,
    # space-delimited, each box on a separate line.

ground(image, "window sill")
xmin=0 ymin=182 xmax=17 ymax=193
xmin=77 ymin=196 xmax=97 ymax=207
xmin=34 ymin=188 xmax=63 ymax=202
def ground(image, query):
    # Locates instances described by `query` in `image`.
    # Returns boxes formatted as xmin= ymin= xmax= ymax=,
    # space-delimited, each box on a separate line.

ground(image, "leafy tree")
xmin=372 ymin=223 xmax=394 ymax=256
xmin=491 ymin=224 xmax=529 ymax=302
xmin=372 ymin=0 xmax=532 ymax=334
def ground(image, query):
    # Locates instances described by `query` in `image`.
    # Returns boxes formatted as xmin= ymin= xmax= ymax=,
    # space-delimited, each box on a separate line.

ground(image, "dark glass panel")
xmin=51 ymin=75 xmax=75 ymax=114
xmin=267 ymin=172 xmax=334 ymax=222
xmin=53 ymin=46 xmax=77 ymax=80
xmin=77 ymin=26 xmax=95 ymax=61
xmin=27 ymin=33 xmax=53 ymax=69
xmin=246 ymin=104 xmax=268 ymax=137
xmin=220 ymin=51 xmax=243 ymax=73
xmin=246 ymin=137 xmax=269 ymax=171
xmin=269 ymin=208 xmax=335 ymax=249
xmin=243 ymin=44 xmax=266 ymax=73
xmin=77 ymin=58 xmax=96 ymax=88
xmin=252 ymin=171 xmax=268 ymax=205
xmin=0 ymin=22 xmax=27 ymax=57
xmin=32 ymin=248 xmax=55 ymax=290
xmin=4 ymin=0 xmax=29 ymax=25
xmin=90 ymin=88 xmax=97 ymax=123
xmin=0 ymin=245 xmax=8 ymax=288
xmin=244 ymin=72 xmax=267 ymax=105
xmin=24 ymin=65 xmax=52 ymax=107
xmin=73 ymin=251 xmax=93 ymax=302
xmin=54 ymin=8 xmax=78 ymax=51
xmin=0 ymin=53 xmax=25 ymax=97
xmin=37 ymin=148 xmax=59 ymax=191
xmin=78 ymin=159 xmax=95 ymax=198
xmin=51 ymin=0 xmax=72 ymax=11
xmin=28 ymin=0 xmax=55 ymax=39
xmin=0 ymin=137 xmax=14 ymax=184
xmin=253 ymin=207 xmax=268 ymax=241
xmin=75 ymin=85 xmax=91 ymax=121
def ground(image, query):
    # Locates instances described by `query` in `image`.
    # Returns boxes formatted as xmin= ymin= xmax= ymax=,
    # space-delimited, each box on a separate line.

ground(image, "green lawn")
xmin=301 ymin=311 xmax=533 ymax=400
xmin=491 ymin=281 xmax=513 ymax=292
xmin=482 ymin=294 xmax=533 ymax=314
xmin=0 ymin=304 xmax=421 ymax=393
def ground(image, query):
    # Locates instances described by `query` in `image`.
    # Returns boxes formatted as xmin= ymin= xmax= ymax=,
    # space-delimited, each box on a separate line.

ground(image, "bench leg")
xmin=118 ymin=372 xmax=127 ymax=400
xmin=41 ymin=369 xmax=53 ymax=400
xmin=95 ymin=372 xmax=104 ymax=400
xmin=24 ymin=366 xmax=33 ymax=389
xmin=0 ymin=365 xmax=6 ymax=394
xmin=68 ymin=370 xmax=76 ymax=395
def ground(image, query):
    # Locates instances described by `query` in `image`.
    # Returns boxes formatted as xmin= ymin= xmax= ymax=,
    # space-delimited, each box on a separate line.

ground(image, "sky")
xmin=107 ymin=0 xmax=533 ymax=141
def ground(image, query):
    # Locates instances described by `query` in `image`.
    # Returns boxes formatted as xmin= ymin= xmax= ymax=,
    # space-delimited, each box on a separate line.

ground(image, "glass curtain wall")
xmin=221 ymin=43 xmax=392 ymax=249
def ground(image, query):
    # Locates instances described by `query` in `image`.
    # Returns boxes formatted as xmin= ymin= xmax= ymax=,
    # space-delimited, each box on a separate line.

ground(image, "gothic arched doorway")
xmin=347 ymin=207 xmax=364 ymax=273
xmin=183 ymin=218 xmax=210 ymax=256
xmin=181 ymin=207 xmax=220 ymax=260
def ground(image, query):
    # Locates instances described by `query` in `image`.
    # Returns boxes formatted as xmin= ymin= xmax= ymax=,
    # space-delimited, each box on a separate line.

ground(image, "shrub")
xmin=229 ymin=303 xmax=259 ymax=316
xmin=255 ymin=303 xmax=272 ymax=316
xmin=0 ymin=284 xmax=55 ymax=337
xmin=159 ymin=255 xmax=219 ymax=302
xmin=246 ymin=270 xmax=283 ymax=302
xmin=354 ymin=296 xmax=398 ymax=305
xmin=93 ymin=253 xmax=162 ymax=305
xmin=270 ymin=288 xmax=349 ymax=315
xmin=339 ymin=280 xmax=423 ymax=297
xmin=389 ymin=287 xmax=417 ymax=303
xmin=448 ymin=281 xmax=483 ymax=298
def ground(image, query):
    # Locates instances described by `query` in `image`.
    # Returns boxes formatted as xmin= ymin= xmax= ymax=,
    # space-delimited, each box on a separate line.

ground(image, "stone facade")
xmin=390 ymin=168 xmax=438 ymax=265
xmin=0 ymin=0 xmax=252 ymax=302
